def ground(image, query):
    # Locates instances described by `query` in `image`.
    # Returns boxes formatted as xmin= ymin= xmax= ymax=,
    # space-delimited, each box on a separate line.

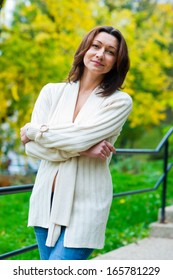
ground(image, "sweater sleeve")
xmin=25 ymin=141 xmax=78 ymax=162
xmin=26 ymin=92 xmax=132 ymax=153
xmin=25 ymin=83 xmax=79 ymax=161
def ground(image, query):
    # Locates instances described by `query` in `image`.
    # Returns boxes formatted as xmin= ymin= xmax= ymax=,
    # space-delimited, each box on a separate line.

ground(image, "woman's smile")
xmin=83 ymin=32 xmax=118 ymax=76
xmin=91 ymin=60 xmax=104 ymax=67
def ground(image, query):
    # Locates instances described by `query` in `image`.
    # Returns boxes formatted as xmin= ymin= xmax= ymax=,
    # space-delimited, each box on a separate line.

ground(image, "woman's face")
xmin=83 ymin=32 xmax=119 ymax=77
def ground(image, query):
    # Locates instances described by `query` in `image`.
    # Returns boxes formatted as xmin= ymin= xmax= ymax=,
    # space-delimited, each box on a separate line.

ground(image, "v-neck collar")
xmin=49 ymin=81 xmax=104 ymax=126
xmin=72 ymin=81 xmax=101 ymax=123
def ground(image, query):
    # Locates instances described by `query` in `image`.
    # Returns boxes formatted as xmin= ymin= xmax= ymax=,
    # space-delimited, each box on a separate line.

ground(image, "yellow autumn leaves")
xmin=0 ymin=0 xmax=172 ymax=133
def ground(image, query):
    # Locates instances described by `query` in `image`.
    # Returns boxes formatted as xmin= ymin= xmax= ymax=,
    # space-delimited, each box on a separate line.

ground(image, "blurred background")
xmin=0 ymin=0 xmax=173 ymax=176
xmin=0 ymin=0 xmax=172 ymax=260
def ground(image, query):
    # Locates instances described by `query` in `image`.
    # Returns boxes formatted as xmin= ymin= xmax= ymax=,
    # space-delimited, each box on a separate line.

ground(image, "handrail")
xmin=0 ymin=184 xmax=33 ymax=195
xmin=0 ymin=244 xmax=38 ymax=260
xmin=113 ymin=162 xmax=172 ymax=198
xmin=0 ymin=127 xmax=172 ymax=259
xmin=116 ymin=127 xmax=173 ymax=154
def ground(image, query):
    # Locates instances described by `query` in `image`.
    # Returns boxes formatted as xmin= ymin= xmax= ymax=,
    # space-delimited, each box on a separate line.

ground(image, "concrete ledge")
xmin=150 ymin=222 xmax=173 ymax=239
xmin=158 ymin=205 xmax=173 ymax=223
xmin=93 ymin=237 xmax=173 ymax=260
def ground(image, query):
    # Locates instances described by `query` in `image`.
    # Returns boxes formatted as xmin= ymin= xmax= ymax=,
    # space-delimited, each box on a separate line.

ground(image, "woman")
xmin=20 ymin=26 xmax=132 ymax=260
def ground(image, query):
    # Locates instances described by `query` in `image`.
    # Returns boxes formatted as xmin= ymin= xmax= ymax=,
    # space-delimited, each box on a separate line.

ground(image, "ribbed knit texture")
xmin=25 ymin=82 xmax=132 ymax=249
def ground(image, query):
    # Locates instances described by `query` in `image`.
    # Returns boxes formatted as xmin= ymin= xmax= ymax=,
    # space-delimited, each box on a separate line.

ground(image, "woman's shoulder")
xmin=105 ymin=90 xmax=133 ymax=106
xmin=113 ymin=89 xmax=132 ymax=100
xmin=39 ymin=82 xmax=68 ymax=100
xmin=42 ymin=82 xmax=67 ymax=93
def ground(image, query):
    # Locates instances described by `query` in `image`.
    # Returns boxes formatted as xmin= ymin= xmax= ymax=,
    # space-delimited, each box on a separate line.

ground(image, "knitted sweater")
xmin=25 ymin=81 xmax=132 ymax=249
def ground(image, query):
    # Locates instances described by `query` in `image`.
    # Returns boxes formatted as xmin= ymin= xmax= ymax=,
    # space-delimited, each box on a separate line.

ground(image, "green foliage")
xmin=92 ymin=158 xmax=173 ymax=258
xmin=0 ymin=0 xmax=96 ymax=141
xmin=0 ymin=158 xmax=173 ymax=259
xmin=0 ymin=0 xmax=173 ymax=154
xmin=0 ymin=0 xmax=173 ymax=130
xmin=0 ymin=0 xmax=172 ymax=260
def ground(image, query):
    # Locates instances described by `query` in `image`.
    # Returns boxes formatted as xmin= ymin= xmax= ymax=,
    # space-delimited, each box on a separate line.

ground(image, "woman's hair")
xmin=67 ymin=26 xmax=130 ymax=96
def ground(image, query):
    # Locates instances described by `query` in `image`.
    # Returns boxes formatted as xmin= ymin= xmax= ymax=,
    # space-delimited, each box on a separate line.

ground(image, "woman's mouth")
xmin=91 ymin=60 xmax=104 ymax=67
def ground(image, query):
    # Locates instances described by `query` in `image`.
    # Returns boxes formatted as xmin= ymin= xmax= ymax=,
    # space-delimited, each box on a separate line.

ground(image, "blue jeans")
xmin=34 ymin=226 xmax=94 ymax=260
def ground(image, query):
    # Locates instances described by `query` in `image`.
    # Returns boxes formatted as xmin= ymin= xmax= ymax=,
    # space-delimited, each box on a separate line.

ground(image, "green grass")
xmin=0 ymin=156 xmax=173 ymax=260
xmin=92 ymin=156 xmax=173 ymax=258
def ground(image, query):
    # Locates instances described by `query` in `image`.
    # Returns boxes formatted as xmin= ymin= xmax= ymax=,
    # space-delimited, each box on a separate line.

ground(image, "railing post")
xmin=160 ymin=139 xmax=169 ymax=223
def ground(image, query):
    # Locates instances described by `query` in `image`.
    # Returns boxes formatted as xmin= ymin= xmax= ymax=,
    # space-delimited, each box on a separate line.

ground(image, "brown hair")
xmin=67 ymin=26 xmax=130 ymax=96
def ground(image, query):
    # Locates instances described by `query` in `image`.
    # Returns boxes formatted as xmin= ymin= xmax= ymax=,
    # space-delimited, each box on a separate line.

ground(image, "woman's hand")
xmin=80 ymin=140 xmax=116 ymax=160
xmin=20 ymin=126 xmax=30 ymax=145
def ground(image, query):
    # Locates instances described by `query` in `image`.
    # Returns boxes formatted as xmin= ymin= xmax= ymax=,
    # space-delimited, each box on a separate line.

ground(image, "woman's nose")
xmin=96 ymin=49 xmax=104 ymax=58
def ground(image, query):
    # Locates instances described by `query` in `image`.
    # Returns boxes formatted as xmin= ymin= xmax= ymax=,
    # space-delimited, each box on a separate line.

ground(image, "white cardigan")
xmin=25 ymin=81 xmax=132 ymax=249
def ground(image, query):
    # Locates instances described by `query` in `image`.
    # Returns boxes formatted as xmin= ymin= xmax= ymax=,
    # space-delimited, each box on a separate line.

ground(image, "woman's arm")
xmin=25 ymin=93 xmax=132 ymax=153
xmin=21 ymin=83 xmax=80 ymax=161
xmin=25 ymin=141 xmax=80 ymax=162
xmin=21 ymin=129 xmax=115 ymax=161
xmin=80 ymin=140 xmax=116 ymax=160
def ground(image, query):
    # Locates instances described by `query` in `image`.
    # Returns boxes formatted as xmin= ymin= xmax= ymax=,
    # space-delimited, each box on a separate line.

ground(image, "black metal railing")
xmin=0 ymin=127 xmax=172 ymax=260
xmin=114 ymin=127 xmax=173 ymax=224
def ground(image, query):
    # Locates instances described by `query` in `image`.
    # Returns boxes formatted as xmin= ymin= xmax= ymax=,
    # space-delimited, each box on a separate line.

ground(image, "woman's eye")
xmin=106 ymin=50 xmax=115 ymax=55
xmin=92 ymin=44 xmax=99 ymax=49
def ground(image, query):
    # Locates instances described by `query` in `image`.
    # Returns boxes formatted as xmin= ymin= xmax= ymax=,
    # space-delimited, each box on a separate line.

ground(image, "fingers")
xmin=80 ymin=140 xmax=116 ymax=160
xmin=99 ymin=140 xmax=116 ymax=160
xmin=105 ymin=141 xmax=116 ymax=154
xmin=20 ymin=127 xmax=25 ymax=136
xmin=102 ymin=140 xmax=116 ymax=155
xmin=21 ymin=134 xmax=30 ymax=145
xmin=20 ymin=126 xmax=30 ymax=144
xmin=101 ymin=145 xmax=111 ymax=157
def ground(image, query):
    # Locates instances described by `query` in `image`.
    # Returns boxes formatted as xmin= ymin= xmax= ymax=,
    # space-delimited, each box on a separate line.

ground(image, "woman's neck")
xmin=79 ymin=71 xmax=103 ymax=94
